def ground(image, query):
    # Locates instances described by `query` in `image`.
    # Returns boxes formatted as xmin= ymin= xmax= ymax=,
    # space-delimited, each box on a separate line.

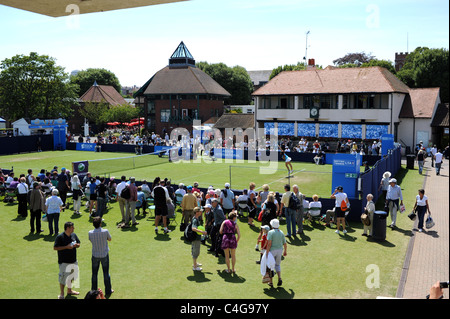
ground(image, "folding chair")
xmin=237 ymin=200 xmax=249 ymax=218
xmin=307 ymin=207 xmax=323 ymax=224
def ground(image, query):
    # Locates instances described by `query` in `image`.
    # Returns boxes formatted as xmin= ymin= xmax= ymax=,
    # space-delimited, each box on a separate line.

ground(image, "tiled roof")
xmin=213 ymin=113 xmax=254 ymax=129
xmin=399 ymin=87 xmax=441 ymax=118
xmin=431 ymin=103 xmax=449 ymax=127
xmin=80 ymin=84 xmax=127 ymax=106
xmin=142 ymin=66 xmax=231 ymax=97
xmin=252 ymin=66 xmax=410 ymax=95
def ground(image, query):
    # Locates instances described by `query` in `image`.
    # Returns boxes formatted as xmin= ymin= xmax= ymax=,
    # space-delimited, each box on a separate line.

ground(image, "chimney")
xmin=307 ymin=58 xmax=316 ymax=70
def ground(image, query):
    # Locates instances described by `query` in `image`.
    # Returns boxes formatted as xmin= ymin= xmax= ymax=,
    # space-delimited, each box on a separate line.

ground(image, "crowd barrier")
xmin=0 ymin=135 xmax=53 ymax=155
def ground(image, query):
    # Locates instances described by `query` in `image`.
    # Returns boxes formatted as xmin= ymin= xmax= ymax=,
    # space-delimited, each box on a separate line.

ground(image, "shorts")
xmin=90 ymin=193 xmax=97 ymax=201
xmin=191 ymin=240 xmax=201 ymax=259
xmin=155 ymin=204 xmax=168 ymax=216
xmin=336 ymin=208 xmax=346 ymax=218
xmin=58 ymin=262 xmax=79 ymax=286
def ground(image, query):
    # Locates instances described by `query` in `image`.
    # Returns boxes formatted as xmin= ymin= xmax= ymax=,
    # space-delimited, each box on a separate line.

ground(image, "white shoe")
xmin=193 ymin=266 xmax=203 ymax=271
xmin=343 ymin=230 xmax=347 ymax=234
xmin=335 ymin=230 xmax=340 ymax=234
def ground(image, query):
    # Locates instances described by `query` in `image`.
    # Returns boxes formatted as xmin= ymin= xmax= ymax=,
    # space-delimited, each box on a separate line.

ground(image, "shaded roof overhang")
xmin=0 ymin=0 xmax=187 ymax=17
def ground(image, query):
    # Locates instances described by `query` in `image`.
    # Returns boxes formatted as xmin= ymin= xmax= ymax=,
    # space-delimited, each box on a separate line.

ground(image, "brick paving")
xmin=398 ymin=158 xmax=449 ymax=299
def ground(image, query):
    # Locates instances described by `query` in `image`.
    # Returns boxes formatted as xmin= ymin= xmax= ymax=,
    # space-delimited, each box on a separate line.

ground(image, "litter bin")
xmin=406 ymin=154 xmax=415 ymax=169
xmin=372 ymin=210 xmax=387 ymax=241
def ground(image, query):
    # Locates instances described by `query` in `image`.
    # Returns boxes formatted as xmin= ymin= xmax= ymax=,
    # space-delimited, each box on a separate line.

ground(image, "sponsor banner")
xmin=76 ymin=143 xmax=96 ymax=152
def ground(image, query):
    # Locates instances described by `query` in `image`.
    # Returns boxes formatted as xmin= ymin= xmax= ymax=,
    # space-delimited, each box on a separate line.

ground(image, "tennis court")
xmin=1 ymin=150 xmax=334 ymax=197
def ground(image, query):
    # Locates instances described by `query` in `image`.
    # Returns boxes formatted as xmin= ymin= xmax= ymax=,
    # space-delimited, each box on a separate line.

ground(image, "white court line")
xmin=255 ymin=168 xmax=306 ymax=191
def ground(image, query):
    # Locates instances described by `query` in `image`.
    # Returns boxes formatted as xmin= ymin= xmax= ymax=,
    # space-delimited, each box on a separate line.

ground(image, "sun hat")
xmin=383 ymin=171 xmax=391 ymax=179
xmin=224 ymin=183 xmax=230 ymax=188
xmin=389 ymin=178 xmax=397 ymax=183
xmin=261 ymin=225 xmax=270 ymax=231
xmin=270 ymin=219 xmax=280 ymax=229
xmin=211 ymin=198 xmax=220 ymax=203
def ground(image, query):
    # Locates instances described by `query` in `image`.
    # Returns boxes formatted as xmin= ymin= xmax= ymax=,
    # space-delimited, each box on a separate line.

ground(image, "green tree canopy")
xmin=269 ymin=62 xmax=307 ymax=80
xmin=196 ymin=62 xmax=254 ymax=105
xmin=333 ymin=52 xmax=375 ymax=66
xmin=397 ymin=47 xmax=449 ymax=102
xmin=70 ymin=68 xmax=121 ymax=97
xmin=104 ymin=104 xmax=139 ymax=124
xmin=361 ymin=59 xmax=396 ymax=74
xmin=0 ymin=52 xmax=78 ymax=121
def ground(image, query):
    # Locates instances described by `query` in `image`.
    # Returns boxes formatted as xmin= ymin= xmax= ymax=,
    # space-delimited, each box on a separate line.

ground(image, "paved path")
xmin=397 ymin=158 xmax=449 ymax=299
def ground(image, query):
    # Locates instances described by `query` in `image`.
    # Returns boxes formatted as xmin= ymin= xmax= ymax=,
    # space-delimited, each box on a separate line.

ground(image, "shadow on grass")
xmin=186 ymin=271 xmax=212 ymax=283
xmin=263 ymin=287 xmax=295 ymax=299
xmin=216 ymin=269 xmax=246 ymax=283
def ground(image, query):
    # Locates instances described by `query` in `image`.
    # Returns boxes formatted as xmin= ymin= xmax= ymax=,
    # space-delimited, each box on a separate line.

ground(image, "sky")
xmin=0 ymin=0 xmax=448 ymax=87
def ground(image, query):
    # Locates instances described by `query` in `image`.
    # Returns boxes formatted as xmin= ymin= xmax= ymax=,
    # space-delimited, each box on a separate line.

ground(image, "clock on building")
xmin=310 ymin=107 xmax=319 ymax=118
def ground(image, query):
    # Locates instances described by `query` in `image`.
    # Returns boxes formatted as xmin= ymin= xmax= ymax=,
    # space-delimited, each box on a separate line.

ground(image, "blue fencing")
xmin=359 ymin=146 xmax=402 ymax=214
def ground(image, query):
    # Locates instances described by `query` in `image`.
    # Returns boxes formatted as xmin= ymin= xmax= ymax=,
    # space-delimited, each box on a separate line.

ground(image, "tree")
xmin=361 ymin=59 xmax=396 ymax=74
xmin=70 ymin=68 xmax=121 ymax=97
xmin=0 ymin=52 xmax=78 ymax=121
xmin=397 ymin=47 xmax=449 ymax=103
xmin=196 ymin=62 xmax=254 ymax=105
xmin=104 ymin=104 xmax=139 ymax=124
xmin=269 ymin=62 xmax=306 ymax=80
xmin=333 ymin=52 xmax=375 ymax=66
xmin=79 ymin=101 xmax=109 ymax=126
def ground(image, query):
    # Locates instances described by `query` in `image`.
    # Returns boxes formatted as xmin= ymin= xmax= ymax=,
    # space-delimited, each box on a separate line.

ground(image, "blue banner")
xmin=76 ymin=143 xmax=96 ymax=152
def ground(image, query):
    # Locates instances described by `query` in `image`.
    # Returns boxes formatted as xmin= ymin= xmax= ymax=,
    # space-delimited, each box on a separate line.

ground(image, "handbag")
xmin=425 ymin=216 xmax=435 ymax=229
xmin=408 ymin=210 xmax=417 ymax=221
xmin=42 ymin=214 xmax=48 ymax=222
xmin=361 ymin=212 xmax=371 ymax=226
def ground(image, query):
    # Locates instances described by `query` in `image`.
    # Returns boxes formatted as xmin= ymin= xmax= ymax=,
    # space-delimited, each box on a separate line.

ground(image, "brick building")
xmin=134 ymin=42 xmax=231 ymax=135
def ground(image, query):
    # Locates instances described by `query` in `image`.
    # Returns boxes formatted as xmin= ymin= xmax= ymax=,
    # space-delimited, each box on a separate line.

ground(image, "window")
xmin=160 ymin=109 xmax=170 ymax=122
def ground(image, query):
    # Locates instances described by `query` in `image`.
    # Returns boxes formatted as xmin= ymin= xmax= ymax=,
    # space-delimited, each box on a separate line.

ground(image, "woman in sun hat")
xmin=378 ymin=171 xmax=391 ymax=200
xmin=220 ymin=183 xmax=235 ymax=215
xmin=265 ymin=219 xmax=287 ymax=287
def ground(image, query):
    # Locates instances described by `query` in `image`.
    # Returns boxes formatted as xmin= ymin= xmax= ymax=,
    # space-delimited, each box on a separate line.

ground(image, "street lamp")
xmin=303 ymin=30 xmax=310 ymax=65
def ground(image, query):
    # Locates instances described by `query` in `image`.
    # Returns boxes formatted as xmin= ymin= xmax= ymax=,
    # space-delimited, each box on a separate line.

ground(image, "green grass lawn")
xmin=0 ymin=150 xmax=425 ymax=299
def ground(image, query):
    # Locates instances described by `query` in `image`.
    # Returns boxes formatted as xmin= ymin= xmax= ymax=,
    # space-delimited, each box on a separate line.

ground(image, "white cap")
xmin=270 ymin=219 xmax=280 ymax=229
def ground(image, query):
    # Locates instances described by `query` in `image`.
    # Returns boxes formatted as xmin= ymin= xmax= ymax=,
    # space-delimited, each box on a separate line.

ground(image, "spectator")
xmin=115 ymin=176 xmax=128 ymax=224
xmin=53 ymin=221 xmax=80 ymax=299
xmin=378 ymin=171 xmax=391 ymax=200
xmin=181 ymin=186 xmax=197 ymax=228
xmin=88 ymin=217 xmax=113 ymax=296
xmin=308 ymin=194 xmax=322 ymax=221
xmin=434 ymin=149 xmax=443 ymax=176
xmin=124 ymin=177 xmax=138 ymax=228
xmin=386 ymin=178 xmax=403 ymax=229
xmin=29 ymin=181 xmax=45 ymax=234
xmin=96 ymin=177 xmax=108 ymax=219
xmin=266 ymin=219 xmax=287 ymax=288
xmin=279 ymin=184 xmax=295 ymax=237
xmin=57 ymin=167 xmax=69 ymax=208
xmin=413 ymin=189 xmax=431 ymax=233
xmin=417 ymin=148 xmax=426 ymax=175
xmin=84 ymin=289 xmax=106 ymax=300
xmin=17 ymin=177 xmax=29 ymax=218
xmin=45 ymin=189 xmax=64 ymax=236
xmin=152 ymin=179 xmax=172 ymax=234
xmin=89 ymin=176 xmax=97 ymax=215
xmin=247 ymin=182 xmax=257 ymax=227
xmin=191 ymin=207 xmax=207 ymax=271
xmin=71 ymin=175 xmax=82 ymax=215
xmin=362 ymin=194 xmax=375 ymax=237
xmin=331 ymin=186 xmax=349 ymax=235
xmin=136 ymin=186 xmax=147 ymax=216
xmin=292 ymin=184 xmax=305 ymax=235
xmin=209 ymin=198 xmax=226 ymax=257
xmin=219 ymin=211 xmax=241 ymax=274
xmin=220 ymin=183 xmax=235 ymax=215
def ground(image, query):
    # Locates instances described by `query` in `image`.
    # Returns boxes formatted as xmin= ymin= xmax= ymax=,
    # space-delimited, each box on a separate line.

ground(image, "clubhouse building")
xmin=252 ymin=66 xmax=443 ymax=152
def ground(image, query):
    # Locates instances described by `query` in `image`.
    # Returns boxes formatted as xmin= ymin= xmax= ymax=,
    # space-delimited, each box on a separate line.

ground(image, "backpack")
xmin=184 ymin=222 xmax=197 ymax=242
xmin=288 ymin=193 xmax=301 ymax=210
xmin=340 ymin=199 xmax=348 ymax=211
xmin=120 ymin=185 xmax=131 ymax=200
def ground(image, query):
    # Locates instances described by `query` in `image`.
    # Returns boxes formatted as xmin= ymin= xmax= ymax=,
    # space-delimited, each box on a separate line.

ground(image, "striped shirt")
xmin=88 ymin=228 xmax=111 ymax=258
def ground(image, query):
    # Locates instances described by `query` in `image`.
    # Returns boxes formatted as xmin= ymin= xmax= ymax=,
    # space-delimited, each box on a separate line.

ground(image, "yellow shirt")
xmin=181 ymin=193 xmax=197 ymax=211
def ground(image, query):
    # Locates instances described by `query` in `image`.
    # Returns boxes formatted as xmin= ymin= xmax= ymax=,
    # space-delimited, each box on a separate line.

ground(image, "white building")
xmin=252 ymin=66 xmax=441 ymax=151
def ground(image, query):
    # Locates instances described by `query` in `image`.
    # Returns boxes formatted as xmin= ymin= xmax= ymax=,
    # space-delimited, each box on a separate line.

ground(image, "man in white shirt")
xmin=115 ymin=176 xmax=128 ymax=223
xmin=386 ymin=178 xmax=403 ymax=228
xmin=434 ymin=149 xmax=443 ymax=176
